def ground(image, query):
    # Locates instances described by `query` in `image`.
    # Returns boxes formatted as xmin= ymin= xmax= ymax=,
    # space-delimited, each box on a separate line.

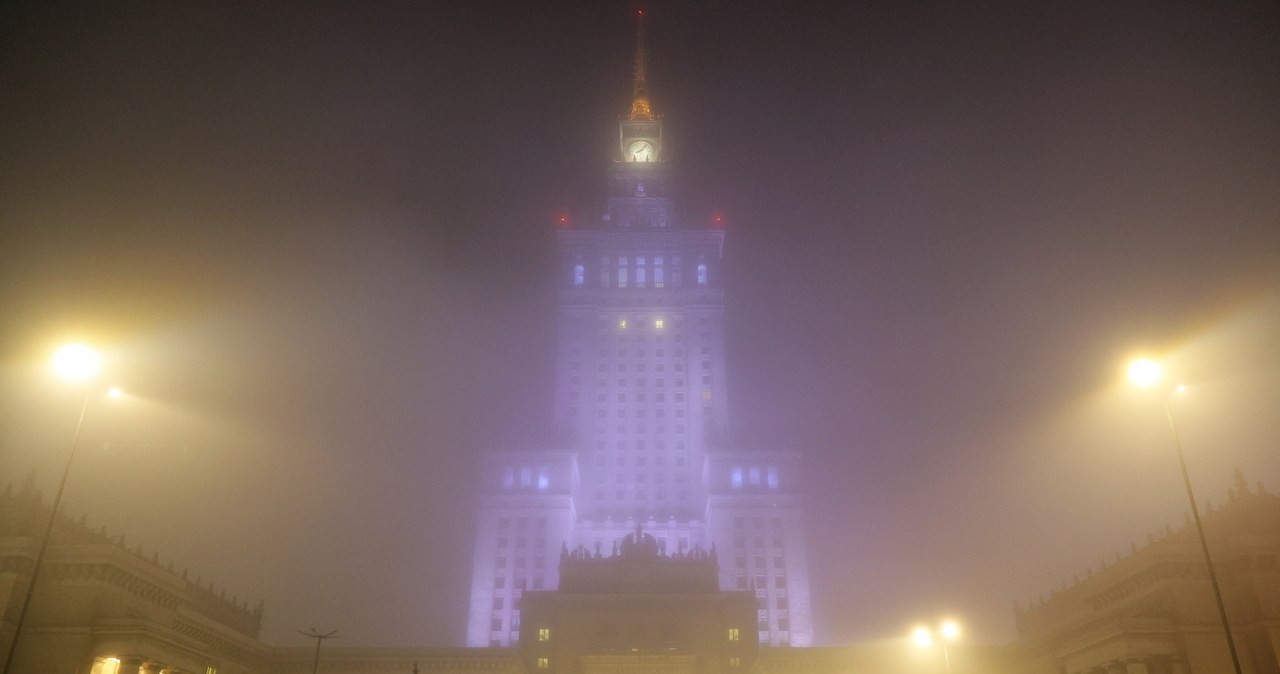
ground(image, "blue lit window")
xmin=654 ymin=256 xmax=664 ymax=287
xmin=731 ymin=467 xmax=743 ymax=489
xmin=697 ymin=262 xmax=708 ymax=286
xmin=537 ymin=467 xmax=550 ymax=490
xmin=573 ymin=264 xmax=584 ymax=287
xmin=767 ymin=466 xmax=779 ymax=489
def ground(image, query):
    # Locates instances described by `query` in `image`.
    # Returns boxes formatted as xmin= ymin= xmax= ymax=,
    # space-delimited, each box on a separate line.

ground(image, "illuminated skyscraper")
xmin=467 ymin=18 xmax=812 ymax=648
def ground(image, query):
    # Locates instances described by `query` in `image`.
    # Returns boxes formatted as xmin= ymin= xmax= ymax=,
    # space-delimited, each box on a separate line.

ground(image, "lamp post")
xmin=300 ymin=629 xmax=339 ymax=674
xmin=2 ymin=344 xmax=106 ymax=674
xmin=912 ymin=620 xmax=960 ymax=673
xmin=1127 ymin=358 xmax=1243 ymax=674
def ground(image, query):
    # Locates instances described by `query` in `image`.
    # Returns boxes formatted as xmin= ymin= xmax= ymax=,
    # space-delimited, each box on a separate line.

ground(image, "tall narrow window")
xmin=537 ymin=467 xmax=550 ymax=490
xmin=503 ymin=467 xmax=515 ymax=489
xmin=731 ymin=467 xmax=744 ymax=489
xmin=618 ymin=256 xmax=629 ymax=288
xmin=573 ymin=264 xmax=584 ymax=287
xmin=538 ymin=627 xmax=551 ymax=641
xmin=697 ymin=262 xmax=708 ymax=286
xmin=767 ymin=466 xmax=779 ymax=489
xmin=654 ymin=256 xmax=665 ymax=287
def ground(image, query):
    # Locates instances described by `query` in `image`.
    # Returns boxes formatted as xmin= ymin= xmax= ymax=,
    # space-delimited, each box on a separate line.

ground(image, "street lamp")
xmin=912 ymin=620 xmax=960 ymax=673
xmin=2 ymin=344 xmax=113 ymax=674
xmin=1127 ymin=358 xmax=1243 ymax=674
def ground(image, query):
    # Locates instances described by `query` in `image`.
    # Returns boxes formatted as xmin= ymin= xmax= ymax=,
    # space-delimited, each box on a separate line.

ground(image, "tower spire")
xmin=629 ymin=10 xmax=653 ymax=121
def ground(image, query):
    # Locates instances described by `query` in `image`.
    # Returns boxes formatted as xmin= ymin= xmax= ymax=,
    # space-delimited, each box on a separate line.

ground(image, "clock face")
xmin=628 ymin=140 xmax=655 ymax=162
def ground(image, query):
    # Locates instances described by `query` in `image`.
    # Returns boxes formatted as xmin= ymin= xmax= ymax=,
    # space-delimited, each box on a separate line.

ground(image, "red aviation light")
xmin=712 ymin=213 xmax=726 ymax=228
xmin=556 ymin=213 xmax=571 ymax=229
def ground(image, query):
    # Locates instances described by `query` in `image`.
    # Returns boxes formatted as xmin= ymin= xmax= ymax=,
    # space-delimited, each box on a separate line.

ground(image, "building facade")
xmin=465 ymin=19 xmax=814 ymax=649
xmin=0 ymin=478 xmax=271 ymax=674
xmin=1014 ymin=470 xmax=1280 ymax=674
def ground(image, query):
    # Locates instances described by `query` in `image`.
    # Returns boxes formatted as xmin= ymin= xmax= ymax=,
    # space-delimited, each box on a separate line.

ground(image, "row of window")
xmin=733 ymin=516 xmax=784 ymax=530
xmin=734 ymin=535 xmax=786 ymax=549
xmin=730 ymin=465 xmax=781 ymax=489
xmin=575 ymin=407 xmax=711 ymax=419
xmin=501 ymin=466 xmax=552 ymax=491
xmin=734 ymin=556 xmax=788 ymax=569
xmin=591 ymin=424 xmax=691 ymax=439
xmin=497 ymin=517 xmax=547 ymax=529
xmin=595 ymin=471 xmax=688 ymax=484
xmin=568 ymin=372 xmax=704 ymax=387
xmin=495 ymin=557 xmax=545 ymax=571
xmin=493 ymin=576 xmax=544 ymax=589
xmin=595 ymin=451 xmax=689 ymax=463
xmin=497 ymin=537 xmax=547 ymax=548
xmin=591 ymin=488 xmax=689 ymax=502
xmin=571 ymin=256 xmax=708 ymax=289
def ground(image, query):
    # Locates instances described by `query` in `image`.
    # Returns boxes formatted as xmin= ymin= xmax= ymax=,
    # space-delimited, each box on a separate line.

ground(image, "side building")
xmin=1014 ymin=471 xmax=1280 ymax=674
xmin=0 ymin=479 xmax=270 ymax=674
xmin=465 ymin=18 xmax=813 ymax=648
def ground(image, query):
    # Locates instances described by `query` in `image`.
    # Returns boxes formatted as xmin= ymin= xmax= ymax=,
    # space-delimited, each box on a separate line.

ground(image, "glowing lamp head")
xmin=52 ymin=343 xmax=102 ymax=381
xmin=107 ymin=387 xmax=125 ymax=399
xmin=940 ymin=620 xmax=960 ymax=640
xmin=911 ymin=626 xmax=933 ymax=648
xmin=1127 ymin=358 xmax=1162 ymax=388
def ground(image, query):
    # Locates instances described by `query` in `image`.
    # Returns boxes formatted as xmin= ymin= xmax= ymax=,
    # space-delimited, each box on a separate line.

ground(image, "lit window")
xmin=697 ymin=262 xmax=708 ymax=286
xmin=702 ymin=390 xmax=712 ymax=401
xmin=538 ymin=627 xmax=551 ymax=641
xmin=573 ymin=264 xmax=584 ymax=287
xmin=618 ymin=319 xmax=627 ymax=329
xmin=654 ymin=256 xmax=664 ymax=287
xmin=767 ymin=466 xmax=779 ymax=489
xmin=728 ymin=628 xmax=741 ymax=641
xmin=731 ymin=467 xmax=743 ymax=488
xmin=537 ymin=467 xmax=550 ymax=490
xmin=537 ymin=658 xmax=550 ymax=669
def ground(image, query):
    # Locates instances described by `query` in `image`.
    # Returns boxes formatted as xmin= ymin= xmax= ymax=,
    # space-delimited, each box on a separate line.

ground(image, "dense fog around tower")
xmin=2 ymin=0 xmax=1279 ymax=647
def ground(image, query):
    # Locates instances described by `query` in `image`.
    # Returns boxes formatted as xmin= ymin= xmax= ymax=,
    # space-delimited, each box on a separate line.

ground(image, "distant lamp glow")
xmin=911 ymin=626 xmax=933 ymax=648
xmin=940 ymin=620 xmax=960 ymax=640
xmin=1127 ymin=358 xmax=1162 ymax=388
xmin=1175 ymin=383 xmax=1187 ymax=394
xmin=107 ymin=387 xmax=125 ymax=399
xmin=52 ymin=343 xmax=101 ymax=381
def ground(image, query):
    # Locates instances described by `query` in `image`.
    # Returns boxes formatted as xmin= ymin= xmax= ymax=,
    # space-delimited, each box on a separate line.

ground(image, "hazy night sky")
xmin=2 ymin=0 xmax=1279 ymax=648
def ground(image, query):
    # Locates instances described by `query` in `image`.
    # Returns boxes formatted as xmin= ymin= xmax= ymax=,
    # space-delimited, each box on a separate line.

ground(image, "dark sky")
xmin=2 ymin=0 xmax=1279 ymax=648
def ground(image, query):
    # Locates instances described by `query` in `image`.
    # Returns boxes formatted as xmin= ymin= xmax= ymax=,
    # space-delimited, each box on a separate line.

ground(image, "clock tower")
xmin=607 ymin=14 xmax=672 ymax=230
xmin=467 ymin=13 xmax=814 ymax=649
